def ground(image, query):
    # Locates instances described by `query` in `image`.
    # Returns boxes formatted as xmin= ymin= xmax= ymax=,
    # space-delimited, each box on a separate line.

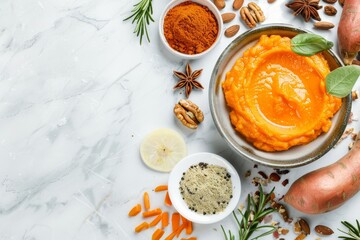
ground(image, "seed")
xmin=315 ymin=225 xmax=334 ymax=236
xmin=224 ymin=25 xmax=240 ymax=38
xmin=324 ymin=5 xmax=337 ymax=16
xmin=281 ymin=179 xmax=289 ymax=186
xmin=214 ymin=0 xmax=225 ymax=10
xmin=280 ymin=228 xmax=289 ymax=235
xmin=294 ymin=220 xmax=302 ymax=234
xmin=269 ymin=172 xmax=281 ymax=182
xmin=275 ymin=169 xmax=290 ymax=175
xmin=299 ymin=218 xmax=311 ymax=235
xmin=258 ymin=171 xmax=268 ymax=179
xmin=314 ymin=21 xmax=335 ymax=30
xmin=352 ymin=90 xmax=359 ymax=100
xmin=352 ymin=133 xmax=358 ymax=141
xmin=233 ymin=0 xmax=244 ymax=10
xmin=221 ymin=12 xmax=236 ymax=23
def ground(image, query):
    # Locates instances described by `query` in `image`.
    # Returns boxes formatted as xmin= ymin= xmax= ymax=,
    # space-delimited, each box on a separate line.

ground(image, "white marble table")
xmin=0 ymin=0 xmax=359 ymax=239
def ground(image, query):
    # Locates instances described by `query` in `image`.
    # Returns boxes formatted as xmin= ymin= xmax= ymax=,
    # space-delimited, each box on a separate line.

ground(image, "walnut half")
xmin=174 ymin=99 xmax=204 ymax=129
xmin=240 ymin=2 xmax=265 ymax=28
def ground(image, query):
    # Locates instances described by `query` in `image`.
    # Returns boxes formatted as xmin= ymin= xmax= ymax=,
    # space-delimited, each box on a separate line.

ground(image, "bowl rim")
xmin=168 ymin=152 xmax=241 ymax=224
xmin=209 ymin=23 xmax=352 ymax=168
xmin=158 ymin=0 xmax=224 ymax=59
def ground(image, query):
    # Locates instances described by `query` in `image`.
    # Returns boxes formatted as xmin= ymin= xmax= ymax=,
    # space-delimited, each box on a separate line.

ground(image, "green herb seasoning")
xmin=179 ymin=162 xmax=233 ymax=215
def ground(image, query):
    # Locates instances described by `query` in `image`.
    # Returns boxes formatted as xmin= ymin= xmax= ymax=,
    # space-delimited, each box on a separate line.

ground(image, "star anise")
xmin=286 ymin=0 xmax=322 ymax=22
xmin=173 ymin=63 xmax=204 ymax=98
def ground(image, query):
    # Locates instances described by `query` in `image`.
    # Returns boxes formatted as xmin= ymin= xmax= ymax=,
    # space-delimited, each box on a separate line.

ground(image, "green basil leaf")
xmin=326 ymin=65 xmax=360 ymax=98
xmin=291 ymin=33 xmax=334 ymax=56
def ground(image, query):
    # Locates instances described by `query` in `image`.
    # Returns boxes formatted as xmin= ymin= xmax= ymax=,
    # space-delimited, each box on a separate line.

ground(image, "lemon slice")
xmin=140 ymin=128 xmax=187 ymax=172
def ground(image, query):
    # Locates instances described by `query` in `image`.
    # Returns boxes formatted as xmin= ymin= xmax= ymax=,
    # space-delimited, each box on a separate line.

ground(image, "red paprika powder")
xmin=163 ymin=1 xmax=219 ymax=55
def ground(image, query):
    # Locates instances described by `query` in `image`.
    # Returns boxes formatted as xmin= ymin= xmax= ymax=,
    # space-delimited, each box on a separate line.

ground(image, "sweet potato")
xmin=337 ymin=0 xmax=360 ymax=65
xmin=284 ymin=132 xmax=360 ymax=214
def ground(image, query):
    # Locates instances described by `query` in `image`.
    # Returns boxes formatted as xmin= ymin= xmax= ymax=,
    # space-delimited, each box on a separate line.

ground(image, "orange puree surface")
xmin=222 ymin=35 xmax=342 ymax=151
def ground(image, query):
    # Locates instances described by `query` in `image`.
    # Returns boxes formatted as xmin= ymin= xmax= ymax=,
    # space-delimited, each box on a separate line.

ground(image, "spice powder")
xmin=163 ymin=2 xmax=218 ymax=55
xmin=179 ymin=162 xmax=233 ymax=215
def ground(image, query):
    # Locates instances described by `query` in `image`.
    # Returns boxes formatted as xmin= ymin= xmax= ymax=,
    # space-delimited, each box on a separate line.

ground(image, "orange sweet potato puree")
xmin=222 ymin=35 xmax=342 ymax=152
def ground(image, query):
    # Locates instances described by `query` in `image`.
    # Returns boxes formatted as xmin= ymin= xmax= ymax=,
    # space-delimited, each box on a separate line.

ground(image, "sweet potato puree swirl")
xmin=222 ymin=35 xmax=342 ymax=152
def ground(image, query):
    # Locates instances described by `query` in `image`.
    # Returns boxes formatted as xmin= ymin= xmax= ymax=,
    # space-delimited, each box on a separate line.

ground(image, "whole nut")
xmin=240 ymin=7 xmax=257 ymax=28
xmin=225 ymin=25 xmax=240 ymax=37
xmin=240 ymin=2 xmax=265 ymax=28
xmin=339 ymin=0 xmax=345 ymax=6
xmin=233 ymin=0 xmax=244 ymax=10
xmin=314 ymin=21 xmax=335 ymax=29
xmin=247 ymin=2 xmax=265 ymax=22
xmin=314 ymin=225 xmax=334 ymax=236
xmin=174 ymin=99 xmax=204 ymax=129
xmin=323 ymin=0 xmax=337 ymax=3
xmin=324 ymin=5 xmax=337 ymax=15
xmin=222 ymin=12 xmax=236 ymax=23
xmin=269 ymin=172 xmax=281 ymax=182
xmin=214 ymin=0 xmax=225 ymax=10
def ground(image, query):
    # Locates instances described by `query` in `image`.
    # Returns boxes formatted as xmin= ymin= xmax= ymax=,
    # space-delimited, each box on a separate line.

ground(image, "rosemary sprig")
xmin=222 ymin=185 xmax=276 ymax=240
xmin=123 ymin=0 xmax=154 ymax=44
xmin=338 ymin=220 xmax=360 ymax=240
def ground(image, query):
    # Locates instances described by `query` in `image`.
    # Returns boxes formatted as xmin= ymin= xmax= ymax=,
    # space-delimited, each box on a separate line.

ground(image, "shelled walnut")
xmin=240 ymin=2 xmax=265 ymax=28
xmin=174 ymin=99 xmax=204 ymax=129
xmin=324 ymin=5 xmax=337 ymax=15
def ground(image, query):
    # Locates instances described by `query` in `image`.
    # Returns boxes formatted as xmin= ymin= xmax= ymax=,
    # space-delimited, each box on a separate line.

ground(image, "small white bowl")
xmin=159 ymin=0 xmax=223 ymax=60
xmin=168 ymin=152 xmax=241 ymax=224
